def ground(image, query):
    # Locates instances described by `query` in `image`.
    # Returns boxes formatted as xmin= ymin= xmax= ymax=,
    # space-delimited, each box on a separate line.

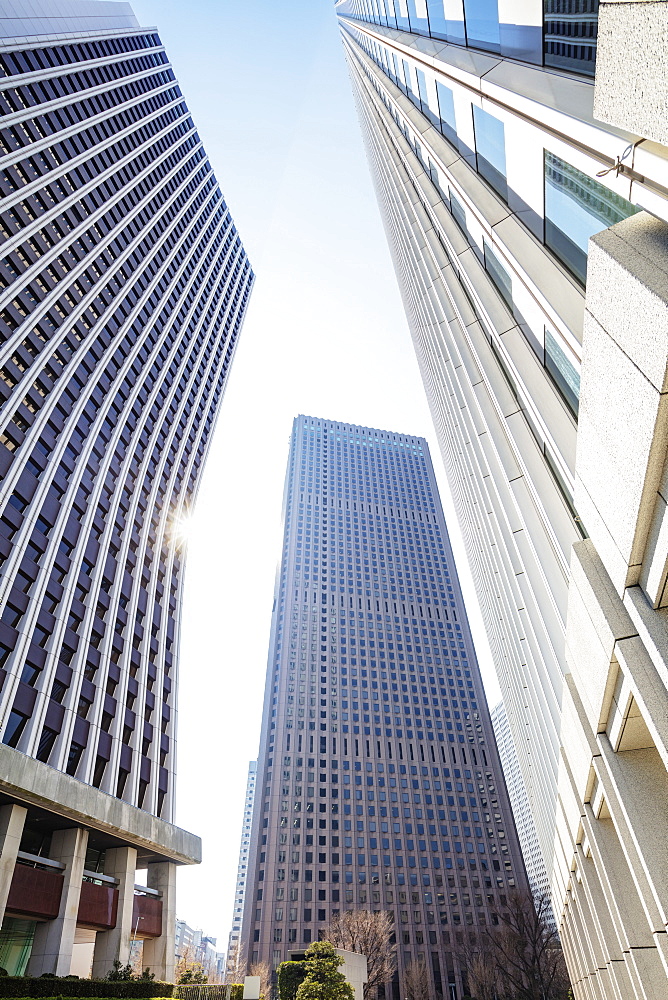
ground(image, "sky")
xmin=131 ymin=0 xmax=501 ymax=954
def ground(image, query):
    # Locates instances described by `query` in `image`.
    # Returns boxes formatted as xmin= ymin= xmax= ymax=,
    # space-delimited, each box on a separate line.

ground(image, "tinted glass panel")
xmin=483 ymin=239 xmax=513 ymax=310
xmin=449 ymin=189 xmax=468 ymax=236
xmin=427 ymin=0 xmax=466 ymax=44
xmin=473 ymin=106 xmax=507 ymax=200
xmin=544 ymin=0 xmax=599 ymax=76
xmin=407 ymin=0 xmax=431 ymax=35
xmin=544 ymin=150 xmax=639 ymax=284
xmin=463 ymin=0 xmax=500 ymax=51
xmin=436 ymin=82 xmax=457 ymax=145
xmin=545 ymin=328 xmax=580 ymax=416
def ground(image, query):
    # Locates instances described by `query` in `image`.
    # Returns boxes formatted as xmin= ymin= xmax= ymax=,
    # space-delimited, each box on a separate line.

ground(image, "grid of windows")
xmin=0 ymin=23 xmax=253 ymax=820
xmin=338 ymin=0 xmax=598 ymax=74
xmin=244 ymin=417 xmax=527 ymax=1000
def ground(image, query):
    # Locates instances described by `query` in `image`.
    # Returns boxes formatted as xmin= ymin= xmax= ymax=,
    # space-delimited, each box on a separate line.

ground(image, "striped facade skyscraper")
xmin=0 ymin=0 xmax=253 ymax=980
xmin=336 ymin=2 xmax=668 ymax=997
xmin=226 ymin=761 xmax=257 ymax=980
xmin=490 ymin=701 xmax=551 ymax=916
xmin=242 ymin=415 xmax=527 ymax=1000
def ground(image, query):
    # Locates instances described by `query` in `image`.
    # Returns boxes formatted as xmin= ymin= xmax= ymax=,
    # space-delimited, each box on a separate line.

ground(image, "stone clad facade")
xmin=335 ymin=0 xmax=668 ymax=996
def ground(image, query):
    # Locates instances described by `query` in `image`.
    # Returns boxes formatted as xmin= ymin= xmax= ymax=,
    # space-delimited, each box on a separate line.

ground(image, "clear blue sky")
xmin=130 ymin=0 xmax=499 ymax=953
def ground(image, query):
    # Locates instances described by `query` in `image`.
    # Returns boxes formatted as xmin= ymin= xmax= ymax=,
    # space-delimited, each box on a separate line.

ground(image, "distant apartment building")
xmin=225 ymin=761 xmax=257 ymax=980
xmin=336 ymin=2 xmax=668 ymax=996
xmin=0 ymin=0 xmax=252 ymax=980
xmin=176 ymin=919 xmax=225 ymax=983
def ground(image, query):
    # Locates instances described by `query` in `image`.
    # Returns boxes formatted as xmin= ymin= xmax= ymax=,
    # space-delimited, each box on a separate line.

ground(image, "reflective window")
xmin=449 ymin=188 xmax=468 ymax=237
xmin=473 ymin=106 xmax=507 ymax=200
xmin=483 ymin=239 xmax=513 ymax=311
xmin=436 ymin=82 xmax=456 ymax=145
xmin=545 ymin=328 xmax=580 ymax=416
xmin=426 ymin=0 xmax=466 ymax=45
xmin=416 ymin=69 xmax=438 ymax=127
xmin=401 ymin=58 xmax=413 ymax=97
xmin=544 ymin=0 xmax=599 ymax=77
xmin=407 ymin=0 xmax=431 ymax=35
xmin=463 ymin=0 xmax=500 ymax=52
xmin=544 ymin=150 xmax=639 ymax=284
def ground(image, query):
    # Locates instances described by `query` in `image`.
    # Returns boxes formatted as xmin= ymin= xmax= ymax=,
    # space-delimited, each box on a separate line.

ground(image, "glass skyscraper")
xmin=336 ymin=2 xmax=668 ymax=998
xmin=0 ymin=0 xmax=252 ymax=980
xmin=242 ymin=415 xmax=526 ymax=1000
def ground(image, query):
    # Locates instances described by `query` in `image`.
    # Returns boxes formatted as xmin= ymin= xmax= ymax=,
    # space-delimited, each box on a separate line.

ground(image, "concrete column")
xmin=91 ymin=846 xmax=137 ymax=979
xmin=594 ymin=1 xmax=668 ymax=147
xmin=141 ymin=862 xmax=176 ymax=983
xmin=26 ymin=827 xmax=88 ymax=976
xmin=0 ymin=803 xmax=27 ymax=924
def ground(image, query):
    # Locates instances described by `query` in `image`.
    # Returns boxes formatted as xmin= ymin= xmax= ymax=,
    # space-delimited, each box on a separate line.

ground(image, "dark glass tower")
xmin=243 ymin=416 xmax=526 ymax=1000
xmin=0 ymin=1 xmax=252 ymax=980
xmin=0 ymin=1 xmax=253 ymax=817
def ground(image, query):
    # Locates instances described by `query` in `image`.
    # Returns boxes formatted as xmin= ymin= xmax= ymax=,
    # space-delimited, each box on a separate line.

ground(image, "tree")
xmin=464 ymin=890 xmax=571 ymax=1000
xmin=176 ymin=944 xmax=208 ymax=984
xmin=296 ymin=941 xmax=354 ymax=1000
xmin=278 ymin=960 xmax=308 ymax=1000
xmin=178 ymin=964 xmax=208 ymax=984
xmin=226 ymin=939 xmax=247 ymax=984
xmin=249 ymin=959 xmax=272 ymax=1000
xmin=460 ymin=939 xmax=497 ymax=1000
xmin=104 ymin=959 xmax=155 ymax=982
xmin=326 ymin=909 xmax=396 ymax=1000
xmin=403 ymin=958 xmax=430 ymax=1000
xmin=105 ymin=960 xmax=134 ymax=981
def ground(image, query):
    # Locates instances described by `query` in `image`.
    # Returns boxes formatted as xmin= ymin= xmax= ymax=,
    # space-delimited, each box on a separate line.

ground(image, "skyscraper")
xmin=336 ymin=3 xmax=668 ymax=997
xmin=242 ymin=415 xmax=527 ymax=1000
xmin=226 ymin=761 xmax=257 ymax=980
xmin=490 ymin=701 xmax=551 ymax=915
xmin=0 ymin=0 xmax=253 ymax=979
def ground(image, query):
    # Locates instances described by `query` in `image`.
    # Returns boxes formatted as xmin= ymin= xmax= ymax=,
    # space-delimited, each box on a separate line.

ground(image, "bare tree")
xmin=225 ymin=939 xmax=247 ymax=984
xmin=176 ymin=943 xmax=208 ymax=984
xmin=403 ymin=958 xmax=430 ymax=1000
xmin=326 ymin=910 xmax=396 ymax=1000
xmin=459 ymin=938 xmax=496 ymax=1000
xmin=249 ymin=959 xmax=272 ymax=1000
xmin=465 ymin=890 xmax=570 ymax=1000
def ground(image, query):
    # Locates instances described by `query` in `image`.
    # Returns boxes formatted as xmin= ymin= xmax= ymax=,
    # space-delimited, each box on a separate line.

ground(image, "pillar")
xmin=141 ymin=862 xmax=176 ymax=983
xmin=0 ymin=803 xmax=27 ymax=925
xmin=26 ymin=827 xmax=88 ymax=976
xmin=91 ymin=846 xmax=137 ymax=979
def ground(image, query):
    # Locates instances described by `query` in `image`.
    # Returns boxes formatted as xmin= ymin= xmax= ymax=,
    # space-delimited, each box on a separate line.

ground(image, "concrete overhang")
xmin=0 ymin=745 xmax=201 ymax=867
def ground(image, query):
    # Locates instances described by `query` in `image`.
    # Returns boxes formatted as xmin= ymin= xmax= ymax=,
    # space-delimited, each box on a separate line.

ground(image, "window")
xmin=36 ymin=727 xmax=58 ymax=762
xmin=3 ymin=710 xmax=28 ymax=748
xmin=449 ymin=189 xmax=467 ymax=237
xmin=473 ymin=107 xmax=507 ymax=200
xmin=435 ymin=83 xmax=456 ymax=146
xmin=483 ymin=240 xmax=513 ymax=311
xmin=545 ymin=328 xmax=580 ymax=416
xmin=544 ymin=1 xmax=599 ymax=77
xmin=544 ymin=150 xmax=638 ymax=284
xmin=416 ymin=69 xmax=438 ymax=127
xmin=66 ymin=741 xmax=85 ymax=776
xmin=426 ymin=0 xmax=465 ymax=45
xmin=463 ymin=0 xmax=500 ymax=52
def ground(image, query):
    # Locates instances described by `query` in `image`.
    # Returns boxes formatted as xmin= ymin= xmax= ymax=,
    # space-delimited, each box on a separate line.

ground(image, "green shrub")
xmin=174 ymin=988 xmax=241 ymax=1000
xmin=0 ymin=980 xmax=173 ymax=998
xmin=277 ymin=962 xmax=307 ymax=1000
xmin=174 ymin=988 xmax=243 ymax=1000
xmin=295 ymin=943 xmax=353 ymax=1000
